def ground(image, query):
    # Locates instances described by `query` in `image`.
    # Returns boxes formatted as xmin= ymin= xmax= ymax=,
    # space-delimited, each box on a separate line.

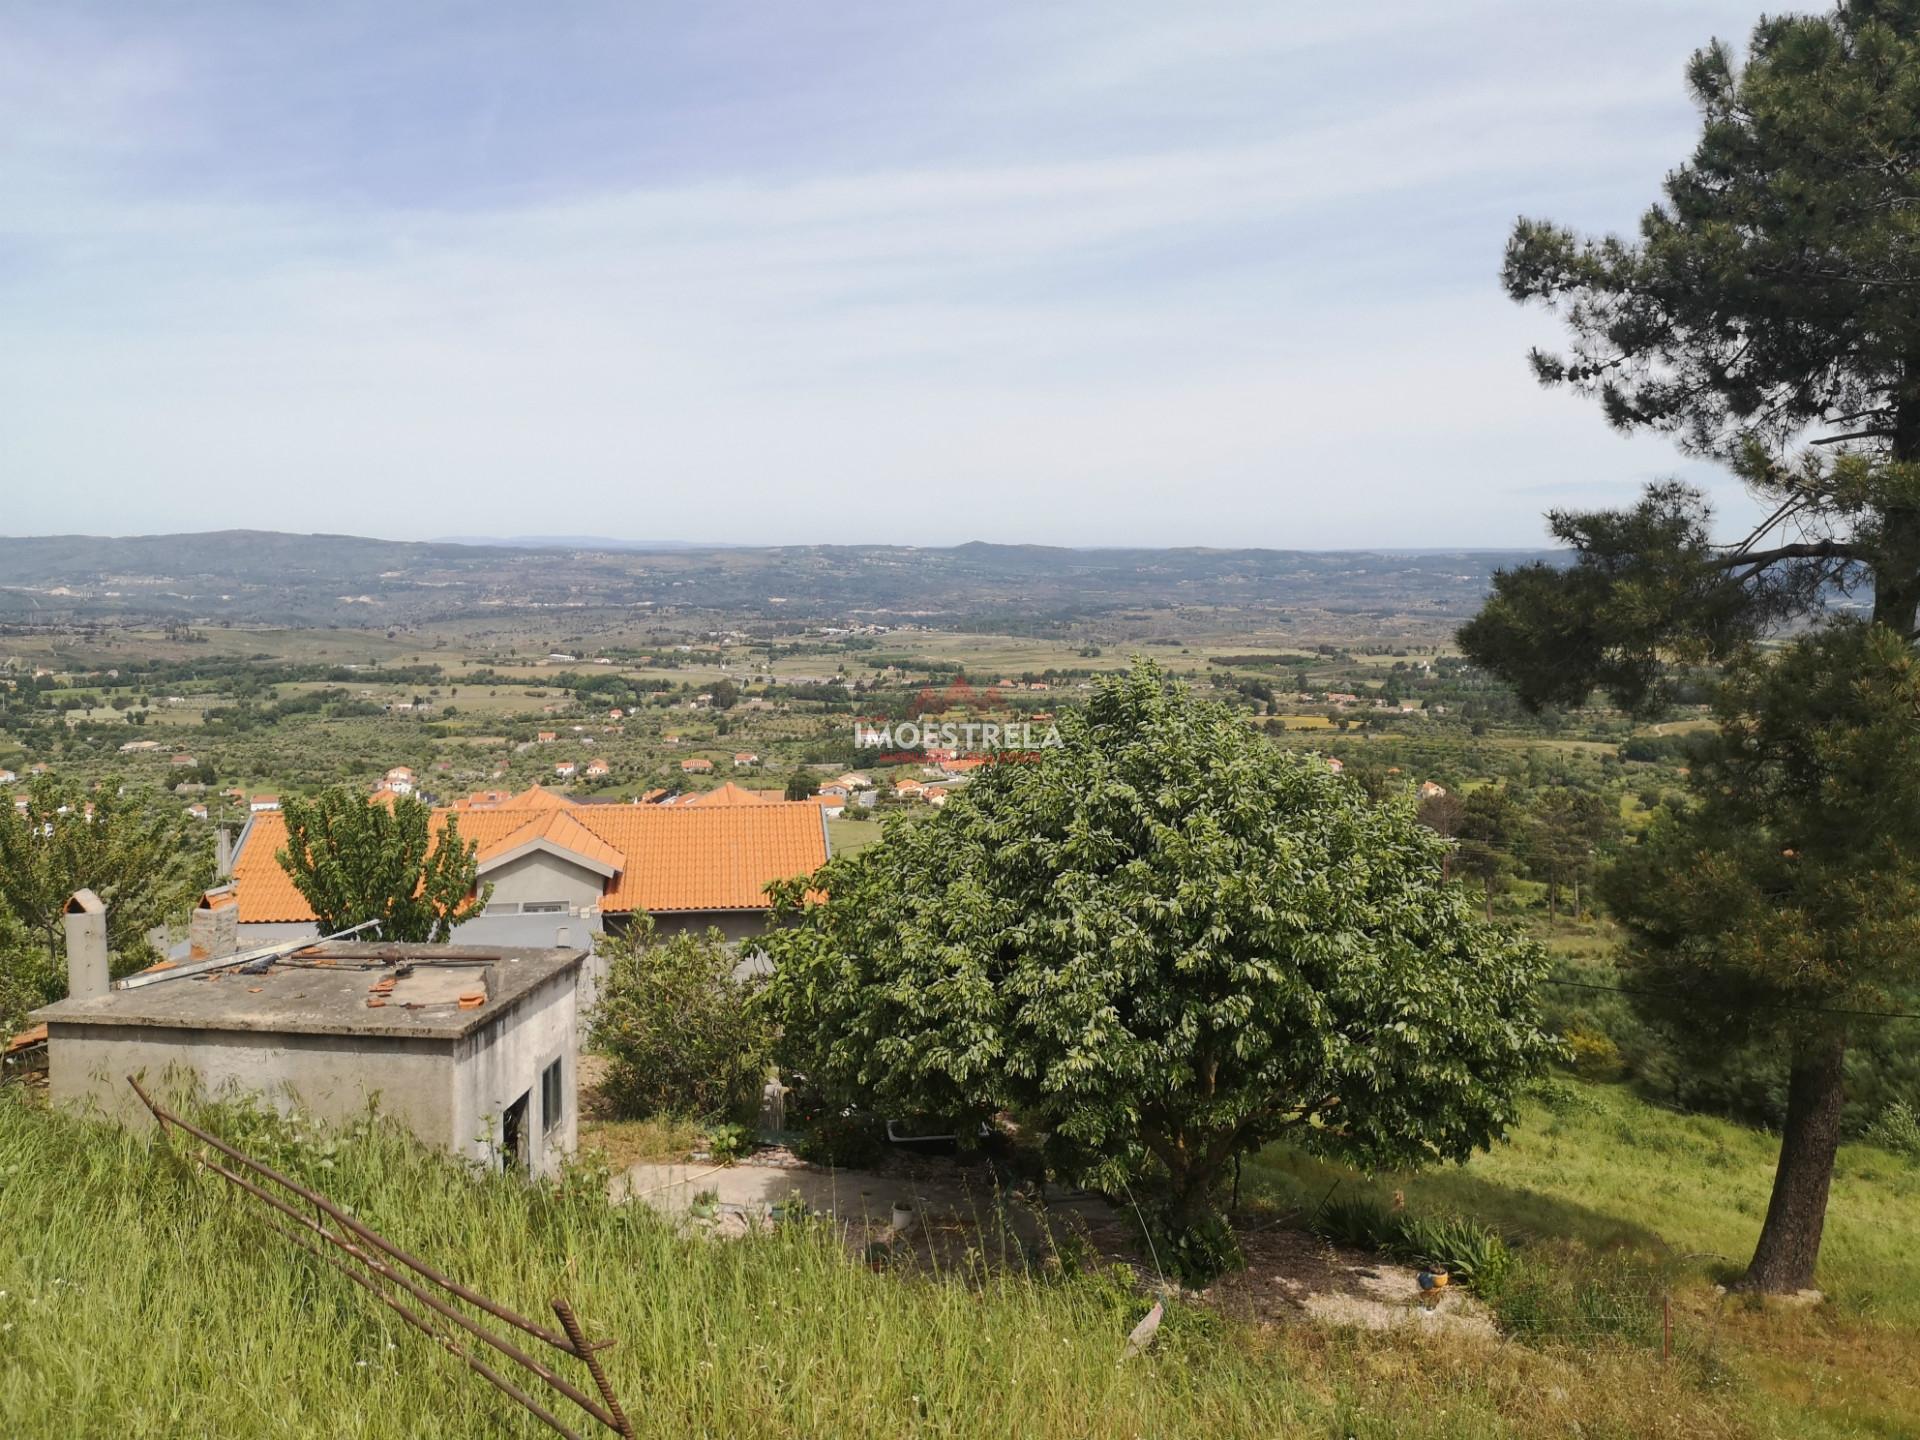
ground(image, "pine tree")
xmin=1462 ymin=3 xmax=1920 ymax=1293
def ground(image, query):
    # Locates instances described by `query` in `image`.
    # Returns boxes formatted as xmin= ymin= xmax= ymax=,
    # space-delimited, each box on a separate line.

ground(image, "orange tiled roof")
xmin=477 ymin=808 xmax=625 ymax=876
xmin=232 ymin=796 xmax=826 ymax=922
xmin=681 ymin=782 xmax=785 ymax=807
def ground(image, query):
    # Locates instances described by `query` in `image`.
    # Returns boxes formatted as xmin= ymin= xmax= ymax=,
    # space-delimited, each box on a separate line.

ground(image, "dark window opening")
xmin=502 ymin=1091 xmax=530 ymax=1172
xmin=541 ymin=1059 xmax=564 ymax=1136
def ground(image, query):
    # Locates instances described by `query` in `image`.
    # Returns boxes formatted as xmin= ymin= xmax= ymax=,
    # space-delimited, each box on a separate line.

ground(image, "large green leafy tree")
xmin=0 ymin=779 xmax=211 ymax=1009
xmin=1605 ymin=624 xmax=1920 ymax=1292
xmin=275 ymin=789 xmax=489 ymax=942
xmin=1461 ymin=3 xmax=1920 ymax=1292
xmin=760 ymin=662 xmax=1557 ymax=1271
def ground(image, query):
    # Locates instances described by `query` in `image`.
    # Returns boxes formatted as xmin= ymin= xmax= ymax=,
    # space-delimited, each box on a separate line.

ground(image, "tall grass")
xmin=1248 ymin=1077 xmax=1920 ymax=1437
xmin=0 ymin=1086 xmax=1777 ymax=1439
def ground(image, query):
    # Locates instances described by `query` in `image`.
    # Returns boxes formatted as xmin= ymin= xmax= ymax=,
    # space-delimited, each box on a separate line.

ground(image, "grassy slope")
xmin=1245 ymin=1081 xmax=1920 ymax=1437
xmin=2 ymin=1081 xmax=1914 ymax=1437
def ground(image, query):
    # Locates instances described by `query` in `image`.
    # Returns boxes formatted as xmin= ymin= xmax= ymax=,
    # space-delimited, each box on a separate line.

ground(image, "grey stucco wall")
xmin=449 ymin=970 xmax=578 ymax=1179
xmin=644 ymin=911 xmax=769 ymax=943
xmin=482 ymin=851 xmax=606 ymax=911
xmin=47 ymin=1024 xmax=458 ymax=1146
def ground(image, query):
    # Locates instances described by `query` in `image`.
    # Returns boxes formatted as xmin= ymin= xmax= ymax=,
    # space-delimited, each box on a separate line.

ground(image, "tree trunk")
xmin=1738 ymin=1031 xmax=1847 ymax=1295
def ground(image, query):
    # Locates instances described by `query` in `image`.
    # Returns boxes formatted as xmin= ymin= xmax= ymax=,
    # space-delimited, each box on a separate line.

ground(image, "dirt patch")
xmin=1203 ymin=1225 xmax=1498 ymax=1339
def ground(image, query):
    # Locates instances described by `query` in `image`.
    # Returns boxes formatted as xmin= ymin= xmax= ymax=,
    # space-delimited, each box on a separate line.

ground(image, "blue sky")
xmin=1 ymin=2 xmax=1773 ymax=547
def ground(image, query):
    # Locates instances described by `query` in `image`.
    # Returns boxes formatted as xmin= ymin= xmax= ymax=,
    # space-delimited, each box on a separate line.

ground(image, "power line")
xmin=1543 ymin=976 xmax=1920 ymax=1022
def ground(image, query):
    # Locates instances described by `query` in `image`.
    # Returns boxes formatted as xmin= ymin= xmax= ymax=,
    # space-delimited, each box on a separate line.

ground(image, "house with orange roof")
xmin=894 ymin=779 xmax=927 ymax=800
xmin=586 ymin=758 xmax=611 ymax=778
xmin=680 ymin=757 xmax=714 ymax=774
xmin=537 ymin=731 xmax=557 ymax=744
xmin=218 ymin=785 xmax=830 ymax=951
xmin=554 ymin=761 xmax=578 ymax=778
xmin=733 ymin=751 xmax=758 ymax=767
xmin=250 ymin=794 xmax=280 ymax=812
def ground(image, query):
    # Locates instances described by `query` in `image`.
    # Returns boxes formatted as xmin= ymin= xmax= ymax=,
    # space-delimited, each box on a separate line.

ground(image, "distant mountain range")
xmin=0 ymin=529 xmax=1556 ymax=632
xmin=432 ymin=535 xmax=731 ymax=552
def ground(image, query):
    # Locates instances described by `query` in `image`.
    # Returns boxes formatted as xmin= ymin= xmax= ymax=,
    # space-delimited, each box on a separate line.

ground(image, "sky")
xmin=0 ymin=1 xmax=1778 ymax=549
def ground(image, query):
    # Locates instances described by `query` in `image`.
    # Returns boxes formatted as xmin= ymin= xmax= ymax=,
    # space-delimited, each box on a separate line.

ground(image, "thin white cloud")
xmin=0 ymin=2 xmax=1768 ymax=546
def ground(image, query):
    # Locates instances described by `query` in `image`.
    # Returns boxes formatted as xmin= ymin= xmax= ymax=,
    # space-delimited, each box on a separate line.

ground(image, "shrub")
xmin=1864 ymin=1101 xmax=1920 ymax=1159
xmin=1562 ymin=1026 xmax=1625 ymax=1081
xmin=789 ymin=1105 xmax=887 ymax=1169
xmin=588 ymin=926 xmax=772 ymax=1123
xmin=1309 ymin=1198 xmax=1512 ymax=1290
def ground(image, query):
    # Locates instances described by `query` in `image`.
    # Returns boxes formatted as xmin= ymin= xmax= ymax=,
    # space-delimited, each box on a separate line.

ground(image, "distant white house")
xmin=250 ymin=795 xmax=281 ymax=812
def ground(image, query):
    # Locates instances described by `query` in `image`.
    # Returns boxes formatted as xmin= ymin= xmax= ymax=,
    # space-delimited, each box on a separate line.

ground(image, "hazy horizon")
xmin=0 ymin=526 xmax=1565 ymax=556
xmin=3 ymin=2 xmax=1773 ymax=548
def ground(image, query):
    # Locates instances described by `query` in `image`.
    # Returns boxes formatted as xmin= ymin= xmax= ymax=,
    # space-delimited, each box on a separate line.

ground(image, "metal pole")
xmin=125 ymin=1076 xmax=633 ymax=1438
xmin=554 ymin=1298 xmax=636 ymax=1440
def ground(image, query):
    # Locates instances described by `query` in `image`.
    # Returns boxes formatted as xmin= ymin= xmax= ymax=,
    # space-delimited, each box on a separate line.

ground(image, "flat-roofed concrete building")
xmin=35 ymin=939 xmax=585 ymax=1179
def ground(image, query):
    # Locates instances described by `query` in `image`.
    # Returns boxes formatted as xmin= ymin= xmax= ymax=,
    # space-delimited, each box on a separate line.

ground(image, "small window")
xmin=522 ymin=901 xmax=567 ymax=915
xmin=541 ymin=1059 xmax=564 ymax=1135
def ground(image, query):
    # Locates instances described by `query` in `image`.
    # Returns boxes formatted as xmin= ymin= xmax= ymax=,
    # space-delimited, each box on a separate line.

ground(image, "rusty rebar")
xmin=262 ymin=1216 xmax=585 ymax=1440
xmin=127 ymin=1075 xmax=581 ymax=1350
xmin=181 ymin=1139 xmax=625 ymax=1434
xmin=554 ymin=1298 xmax=636 ymax=1439
xmin=127 ymin=1075 xmax=633 ymax=1438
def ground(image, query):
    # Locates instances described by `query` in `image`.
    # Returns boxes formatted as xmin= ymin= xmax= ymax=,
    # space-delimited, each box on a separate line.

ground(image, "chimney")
xmin=189 ymin=887 xmax=239 ymax=961
xmin=63 ymin=888 xmax=109 ymax=1001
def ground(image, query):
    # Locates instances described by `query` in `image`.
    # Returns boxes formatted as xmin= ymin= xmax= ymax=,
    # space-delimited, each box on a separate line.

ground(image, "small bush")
xmin=588 ymin=926 xmax=771 ymax=1122
xmin=1562 ymin=1025 xmax=1625 ymax=1081
xmin=1395 ymin=1214 xmax=1513 ymax=1290
xmin=1136 ymin=1209 xmax=1244 ymax=1287
xmin=1311 ymin=1196 xmax=1401 ymax=1253
xmin=1308 ymin=1198 xmax=1512 ymax=1290
xmin=701 ymin=1121 xmax=753 ymax=1163
xmin=1864 ymin=1100 xmax=1920 ymax=1159
xmin=790 ymin=1107 xmax=887 ymax=1169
